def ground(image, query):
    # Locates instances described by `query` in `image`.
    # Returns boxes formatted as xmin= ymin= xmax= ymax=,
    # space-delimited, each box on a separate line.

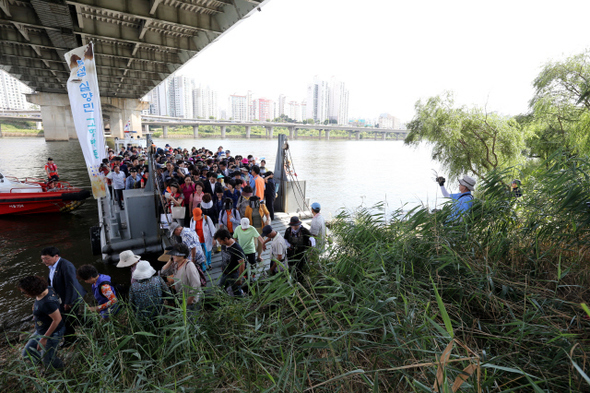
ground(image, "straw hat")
xmin=132 ymin=260 xmax=156 ymax=281
xmin=117 ymin=250 xmax=141 ymax=268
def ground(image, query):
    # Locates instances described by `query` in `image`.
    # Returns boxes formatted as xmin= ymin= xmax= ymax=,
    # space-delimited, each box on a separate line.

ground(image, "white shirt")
xmin=310 ymin=213 xmax=326 ymax=238
xmin=108 ymin=171 xmax=127 ymax=190
xmin=270 ymin=232 xmax=287 ymax=261
xmin=48 ymin=257 xmax=61 ymax=285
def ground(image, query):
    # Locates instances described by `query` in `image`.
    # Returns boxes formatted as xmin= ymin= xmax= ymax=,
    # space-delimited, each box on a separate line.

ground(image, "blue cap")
xmin=311 ymin=202 xmax=321 ymax=210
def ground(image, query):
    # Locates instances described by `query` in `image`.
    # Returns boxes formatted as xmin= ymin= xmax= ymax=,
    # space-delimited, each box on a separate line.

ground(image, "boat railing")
xmin=4 ymin=175 xmax=76 ymax=192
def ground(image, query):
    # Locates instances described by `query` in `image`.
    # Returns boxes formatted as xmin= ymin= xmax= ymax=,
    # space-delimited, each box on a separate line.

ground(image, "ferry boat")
xmin=93 ymin=134 xmax=310 ymax=263
xmin=0 ymin=171 xmax=91 ymax=215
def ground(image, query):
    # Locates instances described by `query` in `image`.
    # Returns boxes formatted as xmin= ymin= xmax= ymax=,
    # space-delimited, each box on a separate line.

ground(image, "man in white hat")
xmin=233 ymin=217 xmax=266 ymax=275
xmin=436 ymin=174 xmax=476 ymax=222
xmin=117 ymin=250 xmax=141 ymax=284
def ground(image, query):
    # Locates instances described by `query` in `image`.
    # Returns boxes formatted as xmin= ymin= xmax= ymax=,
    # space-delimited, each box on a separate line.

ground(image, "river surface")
xmin=0 ymin=137 xmax=442 ymax=329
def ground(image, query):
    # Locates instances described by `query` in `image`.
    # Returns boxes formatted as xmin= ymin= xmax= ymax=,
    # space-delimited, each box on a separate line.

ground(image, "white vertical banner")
xmin=64 ymin=42 xmax=107 ymax=199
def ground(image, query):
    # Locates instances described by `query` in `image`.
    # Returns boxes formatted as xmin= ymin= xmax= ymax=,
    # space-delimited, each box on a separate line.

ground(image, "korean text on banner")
xmin=64 ymin=42 xmax=106 ymax=198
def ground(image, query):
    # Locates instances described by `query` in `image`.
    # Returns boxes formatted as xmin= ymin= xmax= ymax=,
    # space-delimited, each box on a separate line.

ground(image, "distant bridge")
xmin=0 ymin=111 xmax=408 ymax=140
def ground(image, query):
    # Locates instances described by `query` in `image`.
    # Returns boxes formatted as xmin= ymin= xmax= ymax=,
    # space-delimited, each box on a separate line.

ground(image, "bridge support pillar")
xmin=266 ymin=126 xmax=273 ymax=139
xmin=318 ymin=130 xmax=322 ymax=139
xmin=102 ymin=97 xmax=148 ymax=139
xmin=163 ymin=126 xmax=168 ymax=138
xmin=347 ymin=131 xmax=352 ymax=140
xmin=294 ymin=128 xmax=298 ymax=139
xmin=143 ymin=124 xmax=149 ymax=134
xmin=325 ymin=130 xmax=330 ymax=140
xmin=355 ymin=131 xmax=360 ymax=140
xmin=288 ymin=126 xmax=295 ymax=139
xmin=26 ymin=93 xmax=75 ymax=141
xmin=193 ymin=125 xmax=199 ymax=139
xmin=245 ymin=126 xmax=251 ymax=139
xmin=220 ymin=125 xmax=226 ymax=138
xmin=382 ymin=132 xmax=387 ymax=140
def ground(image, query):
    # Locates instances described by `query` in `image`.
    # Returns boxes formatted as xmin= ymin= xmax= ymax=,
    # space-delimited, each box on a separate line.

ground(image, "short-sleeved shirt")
xmin=221 ymin=241 xmax=246 ymax=275
xmin=129 ymin=276 xmax=169 ymax=319
xmin=33 ymin=287 xmax=64 ymax=334
xmin=233 ymin=225 xmax=260 ymax=255
xmin=270 ymin=232 xmax=287 ymax=261
xmin=254 ymin=175 xmax=265 ymax=200
xmin=180 ymin=228 xmax=205 ymax=264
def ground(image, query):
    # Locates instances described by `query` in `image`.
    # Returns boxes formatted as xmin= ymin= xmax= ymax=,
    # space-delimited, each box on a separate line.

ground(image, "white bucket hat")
xmin=241 ymin=217 xmax=250 ymax=229
xmin=458 ymin=175 xmax=476 ymax=191
xmin=117 ymin=250 xmax=141 ymax=268
xmin=132 ymin=260 xmax=156 ymax=281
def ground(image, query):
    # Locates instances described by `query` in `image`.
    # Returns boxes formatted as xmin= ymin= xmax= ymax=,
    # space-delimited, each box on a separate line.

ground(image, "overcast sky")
xmin=179 ymin=0 xmax=590 ymax=123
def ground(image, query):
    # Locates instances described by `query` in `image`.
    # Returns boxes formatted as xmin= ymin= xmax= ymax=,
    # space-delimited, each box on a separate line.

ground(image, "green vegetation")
xmin=3 ymin=50 xmax=590 ymax=392
xmin=0 ymin=121 xmax=43 ymax=135
xmin=3 ymin=159 xmax=589 ymax=391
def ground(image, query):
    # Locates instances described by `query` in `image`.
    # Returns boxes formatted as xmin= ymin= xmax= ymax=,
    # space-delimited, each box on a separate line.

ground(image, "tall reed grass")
xmin=2 ymin=153 xmax=590 ymax=392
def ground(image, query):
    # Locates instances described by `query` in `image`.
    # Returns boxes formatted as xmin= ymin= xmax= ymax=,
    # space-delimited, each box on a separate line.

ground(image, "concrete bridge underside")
xmin=0 ymin=0 xmax=269 ymax=140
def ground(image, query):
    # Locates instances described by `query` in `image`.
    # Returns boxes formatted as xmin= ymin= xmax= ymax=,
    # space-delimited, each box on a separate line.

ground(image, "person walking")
xmin=40 ymin=246 xmax=86 ymax=347
xmin=129 ymin=261 xmax=170 ymax=321
xmin=19 ymin=276 xmax=65 ymax=371
xmin=214 ymin=229 xmax=246 ymax=297
xmin=309 ymin=202 xmax=327 ymax=250
xmin=244 ymin=196 xmax=271 ymax=262
xmin=261 ymin=225 xmax=287 ymax=275
xmin=168 ymin=222 xmax=207 ymax=272
xmin=233 ymin=218 xmax=266 ymax=277
xmin=107 ymin=165 xmax=126 ymax=210
xmin=189 ymin=207 xmax=216 ymax=268
xmin=161 ymin=243 xmax=202 ymax=310
xmin=263 ymin=171 xmax=276 ymax=220
xmin=77 ymin=265 xmax=120 ymax=319
xmin=283 ymin=216 xmax=312 ymax=277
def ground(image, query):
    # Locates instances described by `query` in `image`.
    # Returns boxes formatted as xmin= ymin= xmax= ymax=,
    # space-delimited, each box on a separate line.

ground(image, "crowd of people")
xmin=19 ymin=142 xmax=329 ymax=372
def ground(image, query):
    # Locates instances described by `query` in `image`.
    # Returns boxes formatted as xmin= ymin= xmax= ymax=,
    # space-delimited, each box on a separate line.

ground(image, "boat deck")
xmin=200 ymin=211 xmax=312 ymax=289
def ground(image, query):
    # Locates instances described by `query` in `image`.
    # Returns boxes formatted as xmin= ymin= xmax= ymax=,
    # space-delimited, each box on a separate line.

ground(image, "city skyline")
xmin=143 ymin=73 xmax=390 ymax=126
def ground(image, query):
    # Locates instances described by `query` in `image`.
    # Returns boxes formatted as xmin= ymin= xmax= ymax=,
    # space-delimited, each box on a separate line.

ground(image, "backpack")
xmin=251 ymin=207 xmax=262 ymax=229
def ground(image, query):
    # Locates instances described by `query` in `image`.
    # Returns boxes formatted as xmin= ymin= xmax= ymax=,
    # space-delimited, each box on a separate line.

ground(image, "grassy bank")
xmin=0 ymin=123 xmax=43 ymax=137
xmin=2 ymin=154 xmax=589 ymax=392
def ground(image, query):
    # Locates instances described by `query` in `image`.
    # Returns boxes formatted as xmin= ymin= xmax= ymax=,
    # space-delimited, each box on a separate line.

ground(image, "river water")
xmin=0 ymin=137 xmax=442 ymax=329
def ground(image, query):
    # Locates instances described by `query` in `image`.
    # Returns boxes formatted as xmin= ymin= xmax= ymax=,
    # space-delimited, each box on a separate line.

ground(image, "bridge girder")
xmin=0 ymin=0 xmax=267 ymax=98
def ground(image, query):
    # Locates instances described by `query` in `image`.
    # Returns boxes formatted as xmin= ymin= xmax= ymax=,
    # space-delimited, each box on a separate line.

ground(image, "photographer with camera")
xmin=435 ymin=175 xmax=476 ymax=222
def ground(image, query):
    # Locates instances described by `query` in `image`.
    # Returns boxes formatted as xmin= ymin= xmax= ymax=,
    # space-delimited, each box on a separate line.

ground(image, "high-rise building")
xmin=306 ymin=76 xmax=349 ymax=125
xmin=229 ymin=94 xmax=248 ymax=121
xmin=328 ymin=78 xmax=349 ymax=125
xmin=193 ymin=85 xmax=218 ymax=119
xmin=277 ymin=94 xmax=286 ymax=117
xmin=145 ymin=82 xmax=169 ymax=116
xmin=306 ymin=76 xmax=329 ymax=123
xmin=0 ymin=70 xmax=36 ymax=111
xmin=253 ymin=98 xmax=273 ymax=121
xmin=167 ymin=74 xmax=193 ymax=118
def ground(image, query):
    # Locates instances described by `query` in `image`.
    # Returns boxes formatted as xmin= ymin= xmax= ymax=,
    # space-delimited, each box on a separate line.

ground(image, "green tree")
xmin=405 ymin=93 xmax=528 ymax=179
xmin=527 ymin=50 xmax=590 ymax=159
